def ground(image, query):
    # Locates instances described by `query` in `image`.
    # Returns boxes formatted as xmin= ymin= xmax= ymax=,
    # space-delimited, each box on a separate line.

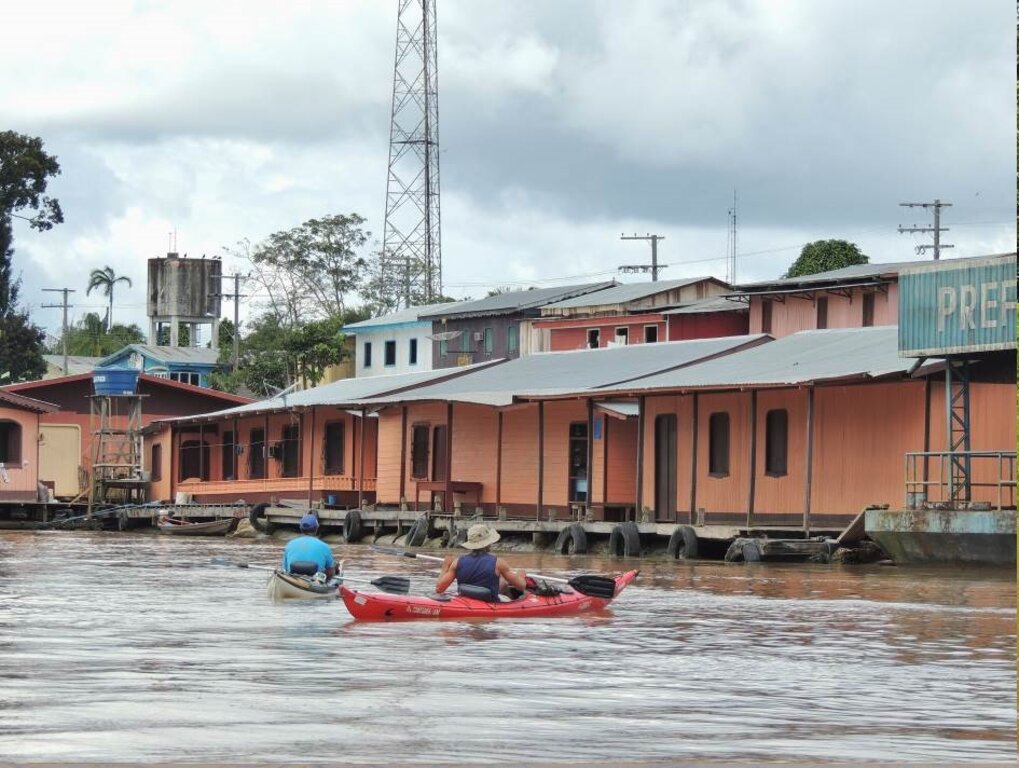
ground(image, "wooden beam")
xmin=357 ymin=408 xmax=366 ymax=507
xmin=445 ymin=402 xmax=453 ymax=512
xmin=602 ymin=411 xmax=609 ymax=506
xmin=585 ymin=398 xmax=594 ymax=516
xmin=803 ymin=387 xmax=815 ymax=534
xmin=635 ymin=395 xmax=645 ymax=520
xmin=496 ymin=410 xmax=503 ymax=509
xmin=689 ymin=393 xmax=698 ymax=525
xmin=399 ymin=406 xmax=408 ymax=503
xmin=746 ymin=390 xmax=757 ymax=528
xmin=537 ymin=401 xmax=544 ymax=519
xmin=307 ymin=408 xmax=315 ymax=506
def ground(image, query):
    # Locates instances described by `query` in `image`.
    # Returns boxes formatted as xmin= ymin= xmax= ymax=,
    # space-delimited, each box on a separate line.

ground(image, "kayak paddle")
xmin=369 ymin=545 xmax=620 ymax=600
xmin=209 ymin=558 xmax=411 ymax=594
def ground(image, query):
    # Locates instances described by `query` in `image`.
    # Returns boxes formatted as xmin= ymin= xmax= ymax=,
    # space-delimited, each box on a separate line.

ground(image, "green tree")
xmin=51 ymin=313 xmax=146 ymax=357
xmin=0 ymin=131 xmax=63 ymax=381
xmin=784 ymin=239 xmax=869 ymax=278
xmin=86 ymin=266 xmax=132 ymax=330
xmin=239 ymin=213 xmax=371 ymax=327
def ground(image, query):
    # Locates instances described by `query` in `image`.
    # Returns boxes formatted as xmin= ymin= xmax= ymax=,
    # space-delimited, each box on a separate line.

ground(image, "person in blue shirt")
xmin=435 ymin=523 xmax=526 ymax=601
xmin=282 ymin=514 xmax=336 ymax=578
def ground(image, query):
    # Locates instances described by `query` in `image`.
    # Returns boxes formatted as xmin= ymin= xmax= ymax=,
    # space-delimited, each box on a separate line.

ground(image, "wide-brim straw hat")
xmin=462 ymin=523 xmax=500 ymax=550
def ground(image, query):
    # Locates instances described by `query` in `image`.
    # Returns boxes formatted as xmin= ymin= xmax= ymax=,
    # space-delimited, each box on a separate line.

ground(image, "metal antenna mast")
xmin=381 ymin=0 xmax=442 ymax=310
xmin=619 ymin=234 xmax=667 ymax=281
xmin=898 ymin=199 xmax=953 ymax=260
xmin=727 ymin=189 xmax=738 ymax=284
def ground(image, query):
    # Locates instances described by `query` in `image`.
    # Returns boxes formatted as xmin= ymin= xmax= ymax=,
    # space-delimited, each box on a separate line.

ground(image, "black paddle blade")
xmin=210 ymin=557 xmax=247 ymax=568
xmin=567 ymin=575 xmax=618 ymax=600
xmin=370 ymin=575 xmax=411 ymax=595
xmin=370 ymin=545 xmax=417 ymax=559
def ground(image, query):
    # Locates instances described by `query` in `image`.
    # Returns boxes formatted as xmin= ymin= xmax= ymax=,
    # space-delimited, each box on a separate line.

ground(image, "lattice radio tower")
xmin=381 ymin=0 xmax=442 ymax=310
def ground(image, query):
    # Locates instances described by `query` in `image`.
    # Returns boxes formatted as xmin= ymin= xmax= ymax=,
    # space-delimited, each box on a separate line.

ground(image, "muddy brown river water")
xmin=0 ymin=531 xmax=1014 ymax=765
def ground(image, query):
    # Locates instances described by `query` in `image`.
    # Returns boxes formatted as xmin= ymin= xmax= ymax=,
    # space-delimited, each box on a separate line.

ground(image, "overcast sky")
xmin=3 ymin=0 xmax=1015 ymax=340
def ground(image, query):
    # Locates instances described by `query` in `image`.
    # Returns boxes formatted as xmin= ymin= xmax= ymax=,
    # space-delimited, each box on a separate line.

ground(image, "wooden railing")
xmin=177 ymin=476 xmax=377 ymax=495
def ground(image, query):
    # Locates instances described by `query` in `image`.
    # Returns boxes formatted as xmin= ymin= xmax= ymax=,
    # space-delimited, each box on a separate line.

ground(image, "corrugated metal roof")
xmin=99 ymin=345 xmax=220 ymax=367
xmin=163 ymin=361 xmax=501 ymax=423
xmin=600 ymin=327 xmax=909 ymax=393
xmin=662 ymin=297 xmax=748 ymax=315
xmin=342 ymin=300 xmax=470 ymax=331
xmin=362 ymin=335 xmax=766 ymax=407
xmin=734 ymin=253 xmax=1013 ymax=293
xmin=42 ymin=355 xmax=103 ymax=374
xmin=542 ymin=277 xmax=719 ymax=310
xmin=419 ymin=282 xmax=617 ymax=319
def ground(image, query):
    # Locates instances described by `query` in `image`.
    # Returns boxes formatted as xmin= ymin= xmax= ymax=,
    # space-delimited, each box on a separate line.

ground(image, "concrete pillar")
xmin=170 ymin=317 xmax=179 ymax=348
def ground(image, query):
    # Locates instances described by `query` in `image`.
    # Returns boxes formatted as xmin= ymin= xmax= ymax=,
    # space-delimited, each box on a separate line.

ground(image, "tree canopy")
xmin=0 ymin=131 xmax=63 ymax=381
xmin=48 ymin=313 xmax=145 ymax=358
xmin=86 ymin=266 xmax=133 ymax=330
xmin=784 ymin=239 xmax=869 ymax=278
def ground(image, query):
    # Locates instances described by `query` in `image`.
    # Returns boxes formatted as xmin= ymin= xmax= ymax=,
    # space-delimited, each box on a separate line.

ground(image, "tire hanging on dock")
xmin=667 ymin=525 xmax=698 ymax=560
xmin=248 ymin=502 xmax=275 ymax=534
xmin=403 ymin=514 xmax=429 ymax=547
xmin=608 ymin=521 xmax=641 ymax=558
xmin=553 ymin=523 xmax=588 ymax=555
xmin=343 ymin=509 xmax=364 ymax=543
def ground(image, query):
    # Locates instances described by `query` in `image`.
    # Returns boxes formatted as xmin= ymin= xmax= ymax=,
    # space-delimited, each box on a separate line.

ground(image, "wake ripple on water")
xmin=0 ymin=531 xmax=1014 ymax=764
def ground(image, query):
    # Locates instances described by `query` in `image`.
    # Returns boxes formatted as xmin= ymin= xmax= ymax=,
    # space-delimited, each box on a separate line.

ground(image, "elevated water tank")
xmin=92 ymin=367 xmax=140 ymax=396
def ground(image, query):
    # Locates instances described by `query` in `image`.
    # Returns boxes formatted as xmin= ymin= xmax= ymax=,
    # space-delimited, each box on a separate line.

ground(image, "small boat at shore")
xmin=266 ymin=569 xmax=342 ymax=600
xmin=158 ymin=516 xmax=238 ymax=536
xmin=340 ymin=570 xmax=638 ymax=621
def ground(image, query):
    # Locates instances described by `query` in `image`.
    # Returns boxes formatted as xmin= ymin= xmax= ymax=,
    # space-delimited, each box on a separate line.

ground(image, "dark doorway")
xmin=180 ymin=439 xmax=210 ymax=481
xmin=654 ymin=414 xmax=677 ymax=522
xmin=568 ymin=422 xmax=589 ymax=502
xmin=323 ymin=421 xmax=345 ymax=475
xmin=222 ymin=431 xmax=236 ymax=481
xmin=411 ymin=424 xmax=429 ymax=479
xmin=432 ymin=425 xmax=448 ymax=482
xmin=249 ymin=428 xmax=266 ymax=479
xmin=281 ymin=424 xmax=301 ymax=477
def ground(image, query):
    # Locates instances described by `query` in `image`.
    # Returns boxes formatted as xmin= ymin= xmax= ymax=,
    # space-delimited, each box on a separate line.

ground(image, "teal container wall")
xmin=898 ymin=255 xmax=1017 ymax=357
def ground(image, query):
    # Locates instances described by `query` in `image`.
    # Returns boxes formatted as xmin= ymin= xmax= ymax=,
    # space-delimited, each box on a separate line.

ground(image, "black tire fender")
xmin=553 ymin=523 xmax=588 ymax=555
xmin=742 ymin=540 xmax=762 ymax=562
xmin=608 ymin=521 xmax=641 ymax=558
xmin=723 ymin=538 xmax=744 ymax=563
xmin=667 ymin=525 xmax=699 ymax=560
xmin=343 ymin=509 xmax=364 ymax=543
xmin=404 ymin=514 xmax=429 ymax=547
xmin=248 ymin=502 xmax=274 ymax=534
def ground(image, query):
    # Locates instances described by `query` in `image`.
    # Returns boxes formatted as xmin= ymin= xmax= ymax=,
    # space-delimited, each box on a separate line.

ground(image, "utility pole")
xmin=898 ymin=199 xmax=953 ymax=260
xmin=619 ymin=233 xmax=668 ymax=281
xmin=211 ymin=274 xmax=247 ymax=373
xmin=42 ymin=288 xmax=75 ymax=375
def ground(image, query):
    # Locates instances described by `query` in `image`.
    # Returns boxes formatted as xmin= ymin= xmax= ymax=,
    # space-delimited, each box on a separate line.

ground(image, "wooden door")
xmin=654 ymin=414 xmax=677 ymax=522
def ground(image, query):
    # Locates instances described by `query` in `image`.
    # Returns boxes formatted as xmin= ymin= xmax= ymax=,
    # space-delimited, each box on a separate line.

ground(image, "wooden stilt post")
xmin=537 ymin=401 xmax=544 ymax=520
xmin=746 ymin=390 xmax=757 ymax=529
xmin=689 ymin=393 xmax=698 ymax=525
xmin=803 ymin=387 xmax=815 ymax=534
xmin=635 ymin=395 xmax=645 ymax=521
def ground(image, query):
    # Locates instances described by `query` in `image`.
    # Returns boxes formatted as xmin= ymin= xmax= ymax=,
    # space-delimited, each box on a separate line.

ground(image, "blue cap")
xmin=299 ymin=514 xmax=319 ymax=533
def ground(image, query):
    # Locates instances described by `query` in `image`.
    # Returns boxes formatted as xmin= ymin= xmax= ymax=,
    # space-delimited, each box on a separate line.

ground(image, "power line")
xmin=898 ymin=199 xmax=953 ymax=260
xmin=618 ymin=233 xmax=667 ymax=281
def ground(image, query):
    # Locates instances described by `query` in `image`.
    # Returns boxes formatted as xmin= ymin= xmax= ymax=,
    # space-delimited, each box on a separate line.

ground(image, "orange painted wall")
xmin=0 ymin=406 xmax=41 ymax=497
xmin=145 ymin=427 xmax=172 ymax=501
xmin=539 ymin=400 xmax=588 ymax=509
xmin=451 ymin=404 xmax=499 ymax=501
xmin=810 ymin=381 xmax=927 ymax=515
xmin=601 ymin=415 xmax=638 ymax=504
xmin=375 ymin=409 xmax=403 ymax=503
xmin=498 ymin=405 xmax=538 ymax=507
xmin=749 ymin=285 xmax=898 ymax=337
xmin=693 ymin=392 xmax=752 ymax=516
xmin=752 ymin=389 xmax=808 ymax=516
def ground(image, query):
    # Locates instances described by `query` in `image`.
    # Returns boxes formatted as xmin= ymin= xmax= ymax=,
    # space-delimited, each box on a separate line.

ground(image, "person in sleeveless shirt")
xmin=435 ymin=523 xmax=527 ymax=601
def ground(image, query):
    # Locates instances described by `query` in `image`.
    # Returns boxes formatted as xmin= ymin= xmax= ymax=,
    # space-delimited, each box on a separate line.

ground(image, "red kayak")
xmin=340 ymin=570 xmax=638 ymax=621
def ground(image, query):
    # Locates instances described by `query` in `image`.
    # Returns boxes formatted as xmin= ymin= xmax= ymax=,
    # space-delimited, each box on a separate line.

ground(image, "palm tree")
xmin=86 ymin=266 xmax=132 ymax=331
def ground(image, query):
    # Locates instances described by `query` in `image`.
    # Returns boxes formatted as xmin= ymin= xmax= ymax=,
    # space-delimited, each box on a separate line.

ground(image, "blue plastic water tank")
xmin=92 ymin=367 xmax=140 ymax=395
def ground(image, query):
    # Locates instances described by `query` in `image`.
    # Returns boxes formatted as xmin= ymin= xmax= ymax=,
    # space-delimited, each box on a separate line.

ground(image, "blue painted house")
xmin=98 ymin=345 xmax=221 ymax=388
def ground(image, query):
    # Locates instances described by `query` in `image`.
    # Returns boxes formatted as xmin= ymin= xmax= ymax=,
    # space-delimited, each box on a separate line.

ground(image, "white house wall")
xmin=355 ymin=323 xmax=433 ymax=378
